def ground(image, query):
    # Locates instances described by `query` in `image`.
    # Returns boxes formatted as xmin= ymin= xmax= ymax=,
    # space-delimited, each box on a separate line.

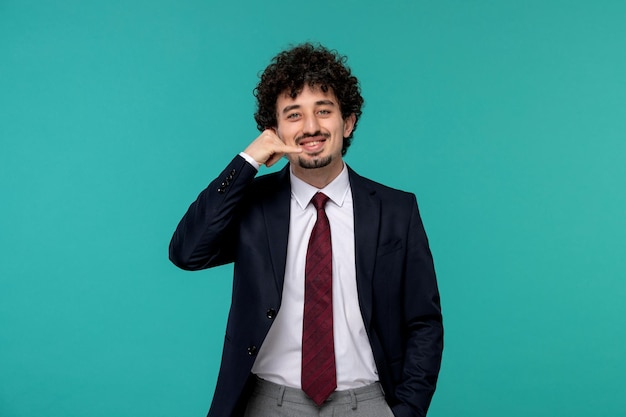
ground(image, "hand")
xmin=244 ymin=129 xmax=302 ymax=168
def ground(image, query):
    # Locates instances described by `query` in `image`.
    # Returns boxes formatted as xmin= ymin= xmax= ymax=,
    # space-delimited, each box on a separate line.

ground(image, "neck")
xmin=291 ymin=161 xmax=344 ymax=189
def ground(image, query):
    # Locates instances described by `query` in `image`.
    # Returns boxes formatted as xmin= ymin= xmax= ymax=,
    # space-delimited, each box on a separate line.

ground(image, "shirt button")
xmin=266 ymin=308 xmax=276 ymax=319
xmin=247 ymin=346 xmax=257 ymax=356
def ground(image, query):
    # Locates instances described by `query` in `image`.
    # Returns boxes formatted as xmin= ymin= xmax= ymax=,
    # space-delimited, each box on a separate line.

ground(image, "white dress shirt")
xmin=250 ymin=161 xmax=379 ymax=390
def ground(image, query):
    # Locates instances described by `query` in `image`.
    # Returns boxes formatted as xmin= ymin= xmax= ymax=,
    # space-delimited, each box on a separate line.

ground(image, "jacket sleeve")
xmin=169 ymin=155 xmax=258 ymax=271
xmin=391 ymin=196 xmax=444 ymax=417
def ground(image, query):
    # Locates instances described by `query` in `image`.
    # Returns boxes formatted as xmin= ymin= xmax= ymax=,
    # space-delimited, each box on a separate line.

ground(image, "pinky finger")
xmin=265 ymin=152 xmax=284 ymax=167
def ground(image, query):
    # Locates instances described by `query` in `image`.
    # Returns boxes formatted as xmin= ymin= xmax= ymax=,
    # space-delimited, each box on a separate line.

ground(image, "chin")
xmin=298 ymin=155 xmax=332 ymax=169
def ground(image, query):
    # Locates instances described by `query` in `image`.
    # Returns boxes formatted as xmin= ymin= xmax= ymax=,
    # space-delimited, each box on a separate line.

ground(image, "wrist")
xmin=239 ymin=152 xmax=260 ymax=170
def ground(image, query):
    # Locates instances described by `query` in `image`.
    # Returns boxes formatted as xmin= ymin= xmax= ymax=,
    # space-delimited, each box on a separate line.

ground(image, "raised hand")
xmin=244 ymin=129 xmax=302 ymax=168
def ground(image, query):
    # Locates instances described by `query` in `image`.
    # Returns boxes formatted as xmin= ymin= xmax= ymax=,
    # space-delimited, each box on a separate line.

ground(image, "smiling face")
xmin=275 ymin=85 xmax=355 ymax=186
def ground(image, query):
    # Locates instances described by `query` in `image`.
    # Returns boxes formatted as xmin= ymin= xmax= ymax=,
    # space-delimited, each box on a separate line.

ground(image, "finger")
xmin=265 ymin=152 xmax=284 ymax=167
xmin=262 ymin=128 xmax=279 ymax=140
xmin=277 ymin=144 xmax=302 ymax=154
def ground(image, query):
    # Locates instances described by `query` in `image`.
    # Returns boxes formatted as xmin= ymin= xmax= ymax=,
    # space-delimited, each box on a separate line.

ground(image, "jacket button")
xmin=266 ymin=308 xmax=276 ymax=319
xmin=247 ymin=346 xmax=257 ymax=356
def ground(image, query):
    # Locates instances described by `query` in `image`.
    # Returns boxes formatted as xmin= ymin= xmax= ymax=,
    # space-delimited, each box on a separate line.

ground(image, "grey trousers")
xmin=244 ymin=377 xmax=395 ymax=417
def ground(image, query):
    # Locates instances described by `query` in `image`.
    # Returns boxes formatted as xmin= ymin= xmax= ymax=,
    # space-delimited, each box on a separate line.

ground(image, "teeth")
xmin=303 ymin=141 xmax=321 ymax=146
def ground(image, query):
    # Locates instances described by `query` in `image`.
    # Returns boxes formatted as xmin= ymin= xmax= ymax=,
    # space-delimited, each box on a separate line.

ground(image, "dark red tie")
xmin=302 ymin=192 xmax=336 ymax=405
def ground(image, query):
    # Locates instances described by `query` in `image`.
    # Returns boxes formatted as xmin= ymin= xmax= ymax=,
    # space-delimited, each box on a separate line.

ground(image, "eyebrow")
xmin=280 ymin=100 xmax=336 ymax=115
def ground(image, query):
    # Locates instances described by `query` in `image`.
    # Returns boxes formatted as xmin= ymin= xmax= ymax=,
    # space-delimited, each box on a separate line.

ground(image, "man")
xmin=169 ymin=43 xmax=443 ymax=417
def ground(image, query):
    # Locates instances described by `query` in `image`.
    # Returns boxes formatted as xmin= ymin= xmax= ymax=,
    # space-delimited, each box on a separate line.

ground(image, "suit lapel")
xmin=348 ymin=166 xmax=380 ymax=328
xmin=261 ymin=164 xmax=380 ymax=319
xmin=262 ymin=164 xmax=292 ymax=297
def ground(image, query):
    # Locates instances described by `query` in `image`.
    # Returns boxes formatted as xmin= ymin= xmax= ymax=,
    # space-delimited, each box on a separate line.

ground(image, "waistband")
xmin=251 ymin=376 xmax=385 ymax=407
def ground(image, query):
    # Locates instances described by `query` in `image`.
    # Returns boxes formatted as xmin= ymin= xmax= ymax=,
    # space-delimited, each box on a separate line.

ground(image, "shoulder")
xmin=244 ymin=162 xmax=291 ymax=200
xmin=252 ymin=166 xmax=287 ymax=186
xmin=347 ymin=165 xmax=416 ymax=204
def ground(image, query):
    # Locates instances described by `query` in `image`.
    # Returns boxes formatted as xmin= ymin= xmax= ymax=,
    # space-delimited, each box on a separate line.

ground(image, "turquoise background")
xmin=2 ymin=1 xmax=625 ymax=416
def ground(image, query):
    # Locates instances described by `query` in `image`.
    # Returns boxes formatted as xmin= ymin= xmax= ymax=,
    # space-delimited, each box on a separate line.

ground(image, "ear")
xmin=343 ymin=113 xmax=356 ymax=138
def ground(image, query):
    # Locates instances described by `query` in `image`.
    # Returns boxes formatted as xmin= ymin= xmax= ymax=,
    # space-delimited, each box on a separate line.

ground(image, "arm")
xmin=168 ymin=155 xmax=257 ymax=270
xmin=392 ymin=197 xmax=444 ymax=417
xmin=169 ymin=129 xmax=301 ymax=270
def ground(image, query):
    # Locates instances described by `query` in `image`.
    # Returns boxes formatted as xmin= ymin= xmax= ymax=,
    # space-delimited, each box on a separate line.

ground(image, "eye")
xmin=286 ymin=112 xmax=300 ymax=120
xmin=318 ymin=109 xmax=331 ymax=115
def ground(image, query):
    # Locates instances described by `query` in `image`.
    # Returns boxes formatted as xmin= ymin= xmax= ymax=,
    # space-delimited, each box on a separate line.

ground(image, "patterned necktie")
xmin=301 ymin=192 xmax=336 ymax=405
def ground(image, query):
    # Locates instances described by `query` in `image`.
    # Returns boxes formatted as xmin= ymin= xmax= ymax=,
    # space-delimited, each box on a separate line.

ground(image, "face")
xmin=275 ymin=85 xmax=355 ymax=179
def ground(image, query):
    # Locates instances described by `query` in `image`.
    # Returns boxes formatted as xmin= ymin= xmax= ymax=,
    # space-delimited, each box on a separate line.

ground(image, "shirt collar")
xmin=289 ymin=164 xmax=351 ymax=210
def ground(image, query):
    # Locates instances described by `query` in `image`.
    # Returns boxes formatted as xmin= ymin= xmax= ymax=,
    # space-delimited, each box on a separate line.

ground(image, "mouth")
xmin=297 ymin=134 xmax=329 ymax=153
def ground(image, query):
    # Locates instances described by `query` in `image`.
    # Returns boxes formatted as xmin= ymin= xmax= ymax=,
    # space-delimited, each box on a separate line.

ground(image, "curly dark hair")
xmin=254 ymin=43 xmax=364 ymax=156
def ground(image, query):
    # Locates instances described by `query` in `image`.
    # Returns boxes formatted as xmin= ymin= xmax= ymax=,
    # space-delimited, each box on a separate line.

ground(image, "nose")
xmin=302 ymin=113 xmax=320 ymax=134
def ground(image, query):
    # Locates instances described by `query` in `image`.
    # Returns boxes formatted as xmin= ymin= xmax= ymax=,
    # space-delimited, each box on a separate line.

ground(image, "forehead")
xmin=276 ymin=85 xmax=338 ymax=110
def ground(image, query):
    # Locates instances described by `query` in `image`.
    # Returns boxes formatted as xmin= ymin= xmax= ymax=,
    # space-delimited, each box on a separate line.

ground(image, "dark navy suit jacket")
xmin=169 ymin=155 xmax=443 ymax=417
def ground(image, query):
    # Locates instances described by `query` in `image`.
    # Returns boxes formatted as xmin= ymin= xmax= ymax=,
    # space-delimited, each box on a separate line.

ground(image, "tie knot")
xmin=311 ymin=192 xmax=330 ymax=210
